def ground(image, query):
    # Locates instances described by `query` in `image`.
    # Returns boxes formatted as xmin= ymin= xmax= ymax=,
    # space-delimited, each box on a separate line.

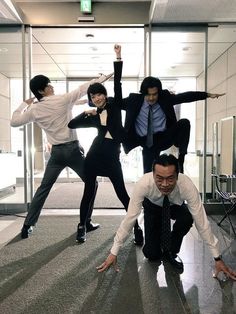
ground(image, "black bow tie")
xmin=97 ymin=106 xmax=106 ymax=114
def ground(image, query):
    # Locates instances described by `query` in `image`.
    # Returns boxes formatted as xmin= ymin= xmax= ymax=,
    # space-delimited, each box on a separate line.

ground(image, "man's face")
xmin=90 ymin=93 xmax=106 ymax=109
xmin=145 ymin=87 xmax=159 ymax=105
xmin=40 ymin=83 xmax=54 ymax=97
xmin=153 ymin=164 xmax=178 ymax=195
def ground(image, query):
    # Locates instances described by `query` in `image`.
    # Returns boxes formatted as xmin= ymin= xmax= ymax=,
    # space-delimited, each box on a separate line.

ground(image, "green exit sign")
xmin=81 ymin=0 xmax=92 ymax=13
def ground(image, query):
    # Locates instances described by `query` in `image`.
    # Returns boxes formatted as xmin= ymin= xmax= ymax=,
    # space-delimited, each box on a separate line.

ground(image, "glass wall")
xmin=3 ymin=24 xmax=235 ymax=207
xmin=151 ymin=27 xmax=208 ymax=195
xmin=0 ymin=26 xmax=29 ymax=209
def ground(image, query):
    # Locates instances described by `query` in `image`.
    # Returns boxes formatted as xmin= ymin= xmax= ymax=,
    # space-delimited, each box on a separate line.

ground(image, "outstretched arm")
xmin=168 ymin=91 xmax=225 ymax=106
xmin=114 ymin=44 xmax=121 ymax=60
xmin=207 ymin=92 xmax=226 ymax=99
xmin=113 ymin=44 xmax=123 ymax=104
xmin=68 ymin=110 xmax=97 ymax=129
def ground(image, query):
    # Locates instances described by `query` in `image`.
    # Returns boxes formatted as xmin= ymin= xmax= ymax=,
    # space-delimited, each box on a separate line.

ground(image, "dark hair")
xmin=87 ymin=83 xmax=107 ymax=104
xmin=30 ymin=75 xmax=50 ymax=101
xmin=152 ymin=153 xmax=179 ymax=175
xmin=140 ymin=76 xmax=162 ymax=95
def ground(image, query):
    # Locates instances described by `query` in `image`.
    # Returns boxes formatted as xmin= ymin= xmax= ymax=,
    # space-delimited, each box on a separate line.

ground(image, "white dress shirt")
xmin=11 ymin=75 xmax=107 ymax=145
xmin=111 ymin=172 xmax=220 ymax=258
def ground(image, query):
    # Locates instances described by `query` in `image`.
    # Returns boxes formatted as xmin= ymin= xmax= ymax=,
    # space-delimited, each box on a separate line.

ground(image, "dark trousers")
xmin=142 ymin=119 xmax=190 ymax=173
xmin=80 ymin=139 xmax=129 ymax=225
xmin=79 ymin=139 xmax=140 ymax=231
xmin=24 ymin=140 xmax=96 ymax=226
xmin=142 ymin=198 xmax=193 ymax=260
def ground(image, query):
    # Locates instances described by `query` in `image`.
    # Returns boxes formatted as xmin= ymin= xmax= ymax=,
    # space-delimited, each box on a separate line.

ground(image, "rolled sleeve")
xmin=11 ymin=102 xmax=34 ymax=127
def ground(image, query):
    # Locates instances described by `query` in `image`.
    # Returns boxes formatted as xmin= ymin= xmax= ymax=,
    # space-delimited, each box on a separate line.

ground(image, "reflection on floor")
xmin=0 ymin=210 xmax=235 ymax=313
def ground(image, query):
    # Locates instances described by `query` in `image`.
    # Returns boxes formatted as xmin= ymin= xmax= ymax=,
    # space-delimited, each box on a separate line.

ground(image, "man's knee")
xmin=142 ymin=245 xmax=162 ymax=260
xmin=178 ymin=118 xmax=190 ymax=130
xmin=174 ymin=213 xmax=193 ymax=234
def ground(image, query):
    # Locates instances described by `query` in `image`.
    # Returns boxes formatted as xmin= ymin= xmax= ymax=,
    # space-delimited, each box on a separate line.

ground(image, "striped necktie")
xmin=146 ymin=105 xmax=153 ymax=148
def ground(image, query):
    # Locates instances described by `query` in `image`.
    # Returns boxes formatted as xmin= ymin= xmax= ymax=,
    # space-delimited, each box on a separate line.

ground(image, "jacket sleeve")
xmin=68 ymin=112 xmax=97 ymax=129
xmin=120 ymin=93 xmax=140 ymax=111
xmin=167 ymin=90 xmax=208 ymax=106
xmin=113 ymin=61 xmax=123 ymax=107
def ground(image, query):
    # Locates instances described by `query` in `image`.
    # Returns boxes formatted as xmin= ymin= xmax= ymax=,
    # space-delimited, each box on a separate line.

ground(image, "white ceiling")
xmin=0 ymin=0 xmax=236 ymax=81
xmin=150 ymin=0 xmax=236 ymax=23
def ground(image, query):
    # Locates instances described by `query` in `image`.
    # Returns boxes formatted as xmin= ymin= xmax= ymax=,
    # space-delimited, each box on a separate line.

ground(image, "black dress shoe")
xmin=21 ymin=224 xmax=32 ymax=239
xmin=163 ymin=251 xmax=184 ymax=273
xmin=86 ymin=221 xmax=100 ymax=232
xmin=133 ymin=227 xmax=144 ymax=246
xmin=76 ymin=224 xmax=86 ymax=243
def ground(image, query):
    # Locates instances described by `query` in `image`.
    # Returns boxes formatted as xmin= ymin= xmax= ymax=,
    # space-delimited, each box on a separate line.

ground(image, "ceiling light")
xmin=86 ymin=33 xmax=94 ymax=38
xmin=0 ymin=48 xmax=8 ymax=53
xmin=89 ymin=46 xmax=98 ymax=51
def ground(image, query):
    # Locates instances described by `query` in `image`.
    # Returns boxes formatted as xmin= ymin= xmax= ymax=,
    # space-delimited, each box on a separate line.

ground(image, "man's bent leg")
xmin=173 ymin=119 xmax=190 ymax=173
xmin=142 ymin=146 xmax=160 ymax=174
xmin=152 ymin=119 xmax=190 ymax=173
xmin=142 ymin=198 xmax=162 ymax=260
xmin=170 ymin=203 xmax=193 ymax=255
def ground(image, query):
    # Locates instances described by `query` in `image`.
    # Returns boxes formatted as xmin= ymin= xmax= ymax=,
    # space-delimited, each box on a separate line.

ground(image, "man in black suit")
xmin=121 ymin=77 xmax=225 ymax=173
xmin=68 ymin=44 xmax=143 ymax=244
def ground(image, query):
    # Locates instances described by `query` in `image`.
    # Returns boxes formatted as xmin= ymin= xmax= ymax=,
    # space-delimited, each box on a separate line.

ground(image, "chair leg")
xmin=217 ymin=202 xmax=236 ymax=237
xmin=227 ymin=204 xmax=236 ymax=236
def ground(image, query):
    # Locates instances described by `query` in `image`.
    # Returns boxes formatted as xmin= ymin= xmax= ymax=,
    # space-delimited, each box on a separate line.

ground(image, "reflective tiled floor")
xmin=0 ymin=211 xmax=235 ymax=313
xmin=136 ymin=217 xmax=236 ymax=314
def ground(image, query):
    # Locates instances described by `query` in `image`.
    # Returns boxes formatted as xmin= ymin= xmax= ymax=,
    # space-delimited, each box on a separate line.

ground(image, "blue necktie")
xmin=146 ymin=105 xmax=153 ymax=148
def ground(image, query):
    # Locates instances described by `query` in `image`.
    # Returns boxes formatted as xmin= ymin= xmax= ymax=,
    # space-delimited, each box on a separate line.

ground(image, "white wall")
xmin=196 ymin=42 xmax=236 ymax=156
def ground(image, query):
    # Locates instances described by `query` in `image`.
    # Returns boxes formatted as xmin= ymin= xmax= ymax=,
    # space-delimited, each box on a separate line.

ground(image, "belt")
xmin=53 ymin=140 xmax=78 ymax=147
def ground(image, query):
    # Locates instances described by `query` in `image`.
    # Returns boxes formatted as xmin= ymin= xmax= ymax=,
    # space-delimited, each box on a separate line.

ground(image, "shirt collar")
xmin=143 ymin=99 xmax=158 ymax=108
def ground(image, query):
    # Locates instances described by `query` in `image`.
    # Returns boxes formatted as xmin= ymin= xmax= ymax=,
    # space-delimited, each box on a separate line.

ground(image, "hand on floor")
xmin=213 ymin=260 xmax=236 ymax=280
xmin=96 ymin=253 xmax=119 ymax=273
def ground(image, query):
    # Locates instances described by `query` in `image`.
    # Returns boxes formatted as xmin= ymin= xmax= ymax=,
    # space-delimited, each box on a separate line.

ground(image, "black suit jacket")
xmin=121 ymin=90 xmax=208 ymax=153
xmin=68 ymin=61 xmax=126 ymax=146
